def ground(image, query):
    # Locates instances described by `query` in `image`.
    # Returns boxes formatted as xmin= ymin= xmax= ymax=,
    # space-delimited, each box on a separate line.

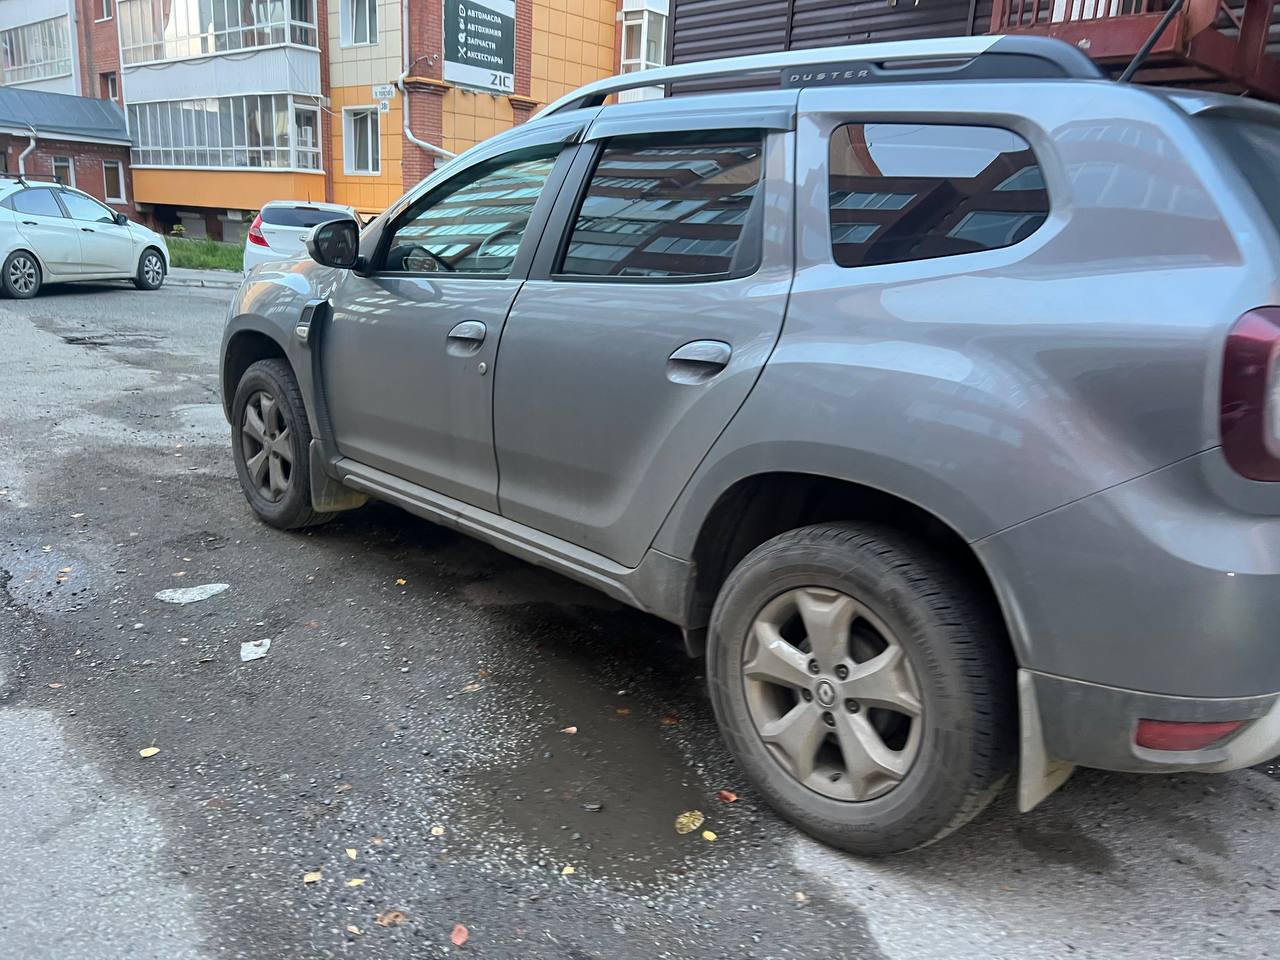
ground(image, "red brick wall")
xmin=0 ymin=135 xmax=137 ymax=219
xmin=402 ymin=0 xmax=447 ymax=192
xmin=77 ymin=0 xmax=123 ymax=104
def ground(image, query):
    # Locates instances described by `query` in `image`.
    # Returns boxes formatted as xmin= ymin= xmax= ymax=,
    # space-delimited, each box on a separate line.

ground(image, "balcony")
xmin=990 ymin=0 xmax=1280 ymax=101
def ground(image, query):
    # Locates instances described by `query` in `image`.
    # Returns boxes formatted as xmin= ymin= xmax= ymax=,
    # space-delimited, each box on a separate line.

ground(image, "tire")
xmin=133 ymin=248 xmax=165 ymax=290
xmin=230 ymin=358 xmax=334 ymax=530
xmin=707 ymin=522 xmax=1014 ymax=856
xmin=2 ymin=250 xmax=41 ymax=299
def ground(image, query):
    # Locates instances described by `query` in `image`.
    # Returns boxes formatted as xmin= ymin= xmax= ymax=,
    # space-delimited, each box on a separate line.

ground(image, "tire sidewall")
xmin=136 ymin=250 xmax=165 ymax=290
xmin=230 ymin=361 xmax=312 ymax=526
xmin=708 ymin=534 xmax=993 ymax=853
xmin=3 ymin=251 xmax=40 ymax=299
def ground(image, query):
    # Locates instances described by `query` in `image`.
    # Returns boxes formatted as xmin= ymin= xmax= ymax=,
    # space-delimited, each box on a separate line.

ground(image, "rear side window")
xmin=6 ymin=188 xmax=65 ymax=218
xmin=558 ymin=130 xmax=763 ymax=280
xmin=828 ymin=123 xmax=1049 ymax=268
xmin=261 ymin=205 xmax=346 ymax=229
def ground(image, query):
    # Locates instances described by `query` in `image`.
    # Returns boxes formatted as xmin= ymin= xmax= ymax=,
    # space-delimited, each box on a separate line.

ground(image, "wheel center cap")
xmin=814 ymin=679 xmax=837 ymax=707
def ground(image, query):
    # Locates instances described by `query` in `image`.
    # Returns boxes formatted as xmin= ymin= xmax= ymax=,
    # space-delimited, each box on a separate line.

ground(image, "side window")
xmin=7 ymin=188 xmax=66 ymax=218
xmin=59 ymin=191 xmax=116 ymax=223
xmin=383 ymin=147 xmax=560 ymax=277
xmin=828 ymin=123 xmax=1049 ymax=268
xmin=558 ymin=131 xmax=763 ymax=280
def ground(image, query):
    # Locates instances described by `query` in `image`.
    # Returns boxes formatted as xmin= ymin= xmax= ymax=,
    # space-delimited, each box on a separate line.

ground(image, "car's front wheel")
xmin=707 ymin=522 xmax=1014 ymax=856
xmin=2 ymin=250 xmax=41 ymax=299
xmin=230 ymin=358 xmax=334 ymax=530
xmin=134 ymin=248 xmax=165 ymax=290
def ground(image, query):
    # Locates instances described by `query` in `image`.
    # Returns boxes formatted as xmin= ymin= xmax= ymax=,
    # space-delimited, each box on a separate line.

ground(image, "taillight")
xmin=1221 ymin=307 xmax=1280 ymax=480
xmin=1135 ymin=719 xmax=1245 ymax=751
xmin=247 ymin=213 xmax=268 ymax=247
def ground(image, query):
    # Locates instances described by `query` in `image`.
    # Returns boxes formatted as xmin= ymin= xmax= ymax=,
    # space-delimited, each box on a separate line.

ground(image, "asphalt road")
xmin=0 ymin=279 xmax=1277 ymax=960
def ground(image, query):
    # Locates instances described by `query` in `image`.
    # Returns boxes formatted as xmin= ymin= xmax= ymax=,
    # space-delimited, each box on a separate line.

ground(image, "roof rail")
xmin=536 ymin=36 xmax=1102 ymax=118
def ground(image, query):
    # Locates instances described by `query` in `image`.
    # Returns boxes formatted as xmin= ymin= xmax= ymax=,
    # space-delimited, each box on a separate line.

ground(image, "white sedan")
xmin=0 ymin=179 xmax=169 ymax=298
xmin=244 ymin=200 xmax=358 ymax=274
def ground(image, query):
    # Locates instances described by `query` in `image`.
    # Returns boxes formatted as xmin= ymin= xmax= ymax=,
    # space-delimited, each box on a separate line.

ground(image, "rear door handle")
xmin=21 ymin=220 xmax=36 ymax=226
xmin=667 ymin=340 xmax=732 ymax=384
xmin=446 ymin=320 xmax=487 ymax=357
xmin=81 ymin=227 xmax=95 ymax=233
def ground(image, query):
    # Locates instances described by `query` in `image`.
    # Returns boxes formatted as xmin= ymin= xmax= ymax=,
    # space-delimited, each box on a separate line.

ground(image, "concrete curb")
xmin=167 ymin=275 xmax=241 ymax=290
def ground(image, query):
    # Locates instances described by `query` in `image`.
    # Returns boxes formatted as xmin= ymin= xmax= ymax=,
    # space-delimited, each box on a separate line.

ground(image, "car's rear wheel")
xmin=230 ymin=358 xmax=334 ymax=530
xmin=707 ymin=522 xmax=1014 ymax=856
xmin=2 ymin=251 xmax=41 ymax=299
xmin=134 ymin=248 xmax=165 ymax=290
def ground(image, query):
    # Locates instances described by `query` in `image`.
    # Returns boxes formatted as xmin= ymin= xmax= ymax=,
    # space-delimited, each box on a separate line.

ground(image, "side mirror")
xmin=114 ymin=212 xmax=128 ymax=226
xmin=305 ymin=218 xmax=361 ymax=270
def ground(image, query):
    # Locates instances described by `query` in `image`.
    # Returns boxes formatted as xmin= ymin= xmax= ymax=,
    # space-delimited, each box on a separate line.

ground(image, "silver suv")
xmin=220 ymin=36 xmax=1280 ymax=854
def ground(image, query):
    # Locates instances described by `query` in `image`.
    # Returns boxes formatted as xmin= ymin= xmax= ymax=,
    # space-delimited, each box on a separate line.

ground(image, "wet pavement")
xmin=0 ymin=281 xmax=1277 ymax=959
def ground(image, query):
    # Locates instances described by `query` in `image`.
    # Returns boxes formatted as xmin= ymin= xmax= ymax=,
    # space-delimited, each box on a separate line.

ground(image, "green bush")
xmin=167 ymin=236 xmax=242 ymax=272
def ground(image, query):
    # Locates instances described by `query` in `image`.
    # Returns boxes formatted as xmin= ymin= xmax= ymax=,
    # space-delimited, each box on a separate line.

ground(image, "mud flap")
xmin=1017 ymin=668 xmax=1075 ymax=812
xmin=309 ymin=440 xmax=367 ymax=513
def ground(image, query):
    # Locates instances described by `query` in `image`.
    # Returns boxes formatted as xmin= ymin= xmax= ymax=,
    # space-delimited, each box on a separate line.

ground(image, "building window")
xmin=294 ymin=107 xmax=320 ymax=170
xmin=98 ymin=0 xmax=115 ymax=20
xmin=344 ymin=108 xmax=380 ymax=175
xmin=52 ymin=156 xmax=74 ymax=187
xmin=101 ymin=71 xmax=118 ymax=99
xmin=558 ymin=131 xmax=763 ymax=280
xmin=117 ymin=0 xmax=318 ymax=66
xmin=103 ymin=160 xmax=126 ymax=203
xmin=127 ymin=95 xmax=322 ymax=171
xmin=0 ymin=17 xmax=72 ymax=85
xmin=621 ymin=3 xmax=666 ymax=74
xmin=341 ymin=0 xmax=378 ymax=46
xmin=827 ymin=123 xmax=1049 ymax=268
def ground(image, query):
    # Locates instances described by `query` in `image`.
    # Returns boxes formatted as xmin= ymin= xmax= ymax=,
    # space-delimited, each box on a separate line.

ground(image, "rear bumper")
xmin=1026 ymin=669 xmax=1280 ymax=774
xmin=976 ymin=448 xmax=1280 ymax=698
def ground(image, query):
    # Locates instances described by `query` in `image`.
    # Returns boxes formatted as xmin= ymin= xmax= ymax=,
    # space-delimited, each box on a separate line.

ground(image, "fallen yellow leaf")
xmin=346 ymin=878 xmax=366 ymax=887
xmin=48 ymin=683 xmax=63 ymax=689
xmin=674 ymin=810 xmax=704 ymax=835
xmin=302 ymin=871 xmax=322 ymax=885
xmin=395 ymin=578 xmax=407 ymax=586
xmin=615 ymin=707 xmax=632 ymax=717
xmin=702 ymin=830 xmax=718 ymax=842
xmin=462 ymin=682 xmax=483 ymax=693
xmin=559 ymin=725 xmax=578 ymax=735
xmin=430 ymin=825 xmax=446 ymax=837
xmin=375 ymin=910 xmax=406 ymax=927
xmin=345 ymin=848 xmax=357 ymax=860
xmin=59 ymin=567 xmax=72 ymax=574
xmin=370 ymin=835 xmax=385 ymax=845
xmin=346 ymin=925 xmax=362 ymax=936
xmin=138 ymin=746 xmax=160 ymax=758
xmin=561 ymin=865 xmax=575 ymax=875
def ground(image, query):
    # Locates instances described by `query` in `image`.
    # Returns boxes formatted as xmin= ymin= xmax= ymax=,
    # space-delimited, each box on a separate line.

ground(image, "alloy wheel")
xmin=142 ymin=253 xmax=163 ymax=286
xmin=742 ymin=586 xmax=923 ymax=801
xmin=240 ymin=390 xmax=293 ymax=502
xmin=8 ymin=255 xmax=36 ymax=294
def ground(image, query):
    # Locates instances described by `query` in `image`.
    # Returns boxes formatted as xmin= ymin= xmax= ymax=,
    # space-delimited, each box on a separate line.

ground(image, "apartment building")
xmin=0 ymin=0 xmax=639 ymax=234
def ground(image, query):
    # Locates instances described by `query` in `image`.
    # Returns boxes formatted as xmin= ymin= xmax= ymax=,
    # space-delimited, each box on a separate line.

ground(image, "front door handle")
xmin=21 ymin=220 xmax=36 ymax=226
xmin=446 ymin=320 xmax=487 ymax=357
xmin=667 ymin=340 xmax=732 ymax=384
xmin=81 ymin=227 xmax=95 ymax=233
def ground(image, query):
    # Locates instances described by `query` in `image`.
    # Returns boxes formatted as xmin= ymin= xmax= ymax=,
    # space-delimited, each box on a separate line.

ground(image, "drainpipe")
xmin=17 ymin=124 xmax=37 ymax=178
xmin=399 ymin=0 xmax=454 ymax=162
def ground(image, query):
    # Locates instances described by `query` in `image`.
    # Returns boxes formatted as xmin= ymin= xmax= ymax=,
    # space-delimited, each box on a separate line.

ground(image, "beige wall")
xmin=328 ymin=0 xmax=403 ymax=86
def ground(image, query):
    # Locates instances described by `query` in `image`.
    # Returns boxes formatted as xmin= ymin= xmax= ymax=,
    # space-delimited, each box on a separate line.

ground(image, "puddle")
xmin=426 ymin=599 xmax=736 ymax=886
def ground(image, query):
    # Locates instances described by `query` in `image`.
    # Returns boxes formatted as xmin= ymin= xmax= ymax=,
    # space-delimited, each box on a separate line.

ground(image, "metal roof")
xmin=0 ymin=87 xmax=129 ymax=146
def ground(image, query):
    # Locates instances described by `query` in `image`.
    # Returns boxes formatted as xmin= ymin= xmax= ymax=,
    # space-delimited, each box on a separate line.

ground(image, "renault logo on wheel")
xmin=815 ymin=679 xmax=837 ymax=707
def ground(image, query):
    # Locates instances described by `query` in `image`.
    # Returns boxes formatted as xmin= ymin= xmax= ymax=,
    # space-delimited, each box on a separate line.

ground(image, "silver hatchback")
xmin=220 ymin=36 xmax=1280 ymax=854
